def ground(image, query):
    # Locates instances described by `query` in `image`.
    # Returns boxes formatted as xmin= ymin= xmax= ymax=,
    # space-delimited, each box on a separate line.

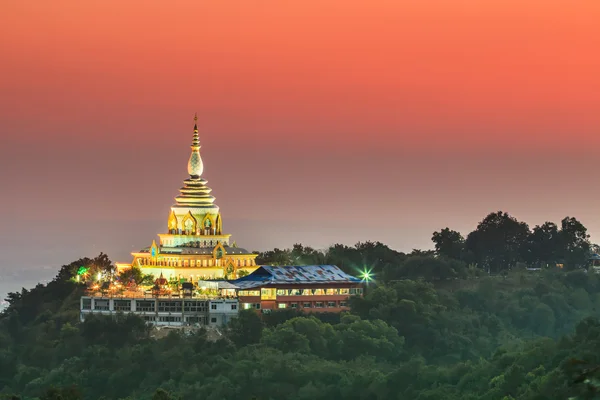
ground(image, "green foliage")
xmin=256 ymin=212 xmax=592 ymax=280
xmin=118 ymin=266 xmax=144 ymax=284
xmin=39 ymin=386 xmax=82 ymax=400
xmin=384 ymin=255 xmax=469 ymax=281
xmin=152 ymin=388 xmax=178 ymax=400
xmin=466 ymin=211 xmax=530 ymax=273
xmin=432 ymin=228 xmax=466 ymax=260
xmin=236 ymin=269 xmax=250 ymax=278
xmin=0 ymin=212 xmax=598 ymax=400
xmin=559 ymin=217 xmax=591 ymax=270
xmin=225 ymin=309 xmax=264 ymax=347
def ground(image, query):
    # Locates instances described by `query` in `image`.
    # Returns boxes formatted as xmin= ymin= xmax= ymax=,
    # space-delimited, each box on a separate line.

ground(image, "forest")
xmin=2 ymin=211 xmax=600 ymax=399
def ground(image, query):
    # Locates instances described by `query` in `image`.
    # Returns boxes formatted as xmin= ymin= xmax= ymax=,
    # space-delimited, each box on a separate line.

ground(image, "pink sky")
xmin=1 ymin=1 xmax=600 ymax=272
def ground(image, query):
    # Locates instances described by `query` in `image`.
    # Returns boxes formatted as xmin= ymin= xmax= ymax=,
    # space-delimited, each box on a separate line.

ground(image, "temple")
xmin=116 ymin=115 xmax=258 ymax=280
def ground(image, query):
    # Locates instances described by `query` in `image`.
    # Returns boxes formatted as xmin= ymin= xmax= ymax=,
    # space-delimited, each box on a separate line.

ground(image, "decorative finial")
xmin=188 ymin=113 xmax=203 ymax=178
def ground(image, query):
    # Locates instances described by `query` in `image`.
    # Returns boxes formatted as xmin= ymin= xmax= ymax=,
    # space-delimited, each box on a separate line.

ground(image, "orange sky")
xmin=1 ymin=1 xmax=600 ymax=274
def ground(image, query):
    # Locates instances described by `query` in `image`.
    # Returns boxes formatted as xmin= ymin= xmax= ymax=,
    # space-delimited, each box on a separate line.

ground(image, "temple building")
xmin=116 ymin=116 xmax=258 ymax=280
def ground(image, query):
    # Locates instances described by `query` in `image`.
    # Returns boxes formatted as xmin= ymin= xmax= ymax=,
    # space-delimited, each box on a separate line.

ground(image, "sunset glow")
xmin=1 ymin=1 xmax=600 ymax=271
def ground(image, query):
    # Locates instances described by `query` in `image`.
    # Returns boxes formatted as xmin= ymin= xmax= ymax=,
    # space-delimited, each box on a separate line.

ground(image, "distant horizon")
xmin=0 ymin=207 xmax=595 ymax=307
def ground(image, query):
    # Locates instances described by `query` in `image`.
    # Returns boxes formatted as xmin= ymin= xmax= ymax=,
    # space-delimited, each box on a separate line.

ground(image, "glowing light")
xmin=361 ymin=269 xmax=373 ymax=282
xmin=77 ymin=266 xmax=89 ymax=276
xmin=97 ymin=272 xmax=102 ymax=281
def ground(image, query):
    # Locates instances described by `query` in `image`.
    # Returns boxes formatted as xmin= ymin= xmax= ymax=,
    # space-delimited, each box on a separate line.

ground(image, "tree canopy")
xmin=1 ymin=211 xmax=598 ymax=399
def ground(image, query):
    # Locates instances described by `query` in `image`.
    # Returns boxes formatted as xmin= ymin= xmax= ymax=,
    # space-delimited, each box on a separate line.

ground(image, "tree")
xmin=385 ymin=256 xmax=468 ymax=281
xmin=119 ymin=266 xmax=144 ymax=284
xmin=237 ymin=269 xmax=250 ymax=278
xmin=522 ymin=222 xmax=559 ymax=267
xmin=39 ymin=386 xmax=82 ymax=400
xmin=55 ymin=253 xmax=116 ymax=284
xmin=558 ymin=217 xmax=590 ymax=270
xmin=325 ymin=242 xmax=406 ymax=277
xmin=152 ymin=389 xmax=177 ymax=400
xmin=226 ymin=309 xmax=264 ymax=347
xmin=256 ymin=248 xmax=293 ymax=265
xmin=465 ymin=211 xmax=530 ymax=274
xmin=432 ymin=228 xmax=465 ymax=260
xmin=291 ymin=244 xmax=326 ymax=265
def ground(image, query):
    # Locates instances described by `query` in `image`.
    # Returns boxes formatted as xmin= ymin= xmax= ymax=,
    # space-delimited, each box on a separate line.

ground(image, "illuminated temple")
xmin=116 ymin=116 xmax=258 ymax=280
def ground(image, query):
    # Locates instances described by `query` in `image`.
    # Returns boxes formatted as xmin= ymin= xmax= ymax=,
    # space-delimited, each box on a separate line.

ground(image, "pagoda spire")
xmin=187 ymin=113 xmax=204 ymax=178
xmin=176 ymin=114 xmax=216 ymax=208
xmin=192 ymin=113 xmax=199 ymax=147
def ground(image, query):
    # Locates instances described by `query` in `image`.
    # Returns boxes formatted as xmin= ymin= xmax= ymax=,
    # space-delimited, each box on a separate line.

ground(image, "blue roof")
xmin=232 ymin=265 xmax=361 ymax=289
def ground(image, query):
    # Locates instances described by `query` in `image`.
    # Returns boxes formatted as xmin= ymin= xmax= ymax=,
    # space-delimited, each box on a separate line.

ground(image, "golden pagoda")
xmin=116 ymin=115 xmax=258 ymax=280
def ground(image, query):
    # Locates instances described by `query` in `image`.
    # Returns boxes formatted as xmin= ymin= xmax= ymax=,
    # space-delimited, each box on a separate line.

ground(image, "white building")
xmin=80 ymin=296 xmax=238 ymax=327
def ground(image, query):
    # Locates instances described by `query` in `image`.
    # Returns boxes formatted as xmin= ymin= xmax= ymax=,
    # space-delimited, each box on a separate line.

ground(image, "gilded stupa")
xmin=116 ymin=115 xmax=258 ymax=280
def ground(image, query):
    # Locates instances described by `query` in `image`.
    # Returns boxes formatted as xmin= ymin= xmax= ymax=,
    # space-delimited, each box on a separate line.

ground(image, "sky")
xmin=1 ymin=1 xmax=600 ymax=293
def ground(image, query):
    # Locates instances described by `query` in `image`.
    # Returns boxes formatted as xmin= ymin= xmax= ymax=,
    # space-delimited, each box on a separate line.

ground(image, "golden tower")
xmin=116 ymin=116 xmax=258 ymax=280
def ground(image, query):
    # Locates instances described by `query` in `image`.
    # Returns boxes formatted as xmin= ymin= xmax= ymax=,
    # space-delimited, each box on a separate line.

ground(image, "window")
xmin=290 ymin=303 xmax=298 ymax=308
xmin=261 ymin=289 xmax=276 ymax=300
xmin=254 ymin=303 xmax=261 ymax=310
xmin=143 ymin=316 xmax=155 ymax=322
xmin=278 ymin=303 xmax=286 ymax=309
xmin=82 ymin=298 xmax=92 ymax=310
xmin=159 ymin=316 xmax=181 ymax=322
xmin=315 ymin=302 xmax=324 ymax=308
xmin=94 ymin=300 xmax=109 ymax=311
xmin=114 ymin=300 xmax=132 ymax=312
xmin=238 ymin=290 xmax=260 ymax=297
xmin=243 ymin=303 xmax=252 ymax=310
xmin=184 ymin=301 xmax=207 ymax=312
xmin=313 ymin=289 xmax=325 ymax=295
xmin=350 ymin=287 xmax=363 ymax=295
xmin=340 ymin=301 xmax=348 ymax=307
xmin=302 ymin=289 xmax=312 ymax=296
xmin=211 ymin=317 xmax=217 ymax=323
xmin=136 ymin=300 xmax=155 ymax=312
xmin=302 ymin=302 xmax=311 ymax=308
xmin=231 ymin=304 xmax=237 ymax=310
xmin=326 ymin=289 xmax=338 ymax=295
xmin=328 ymin=301 xmax=336 ymax=308
xmin=340 ymin=288 xmax=350 ymax=295
xmin=158 ymin=301 xmax=182 ymax=313
xmin=211 ymin=304 xmax=217 ymax=310
xmin=276 ymin=289 xmax=287 ymax=296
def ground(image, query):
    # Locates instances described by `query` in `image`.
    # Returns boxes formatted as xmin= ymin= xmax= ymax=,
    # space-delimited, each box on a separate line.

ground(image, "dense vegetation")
xmin=2 ymin=211 xmax=600 ymax=399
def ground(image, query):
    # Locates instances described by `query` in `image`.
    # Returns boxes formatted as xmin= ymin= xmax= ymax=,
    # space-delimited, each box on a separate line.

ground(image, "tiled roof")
xmin=232 ymin=265 xmax=361 ymax=289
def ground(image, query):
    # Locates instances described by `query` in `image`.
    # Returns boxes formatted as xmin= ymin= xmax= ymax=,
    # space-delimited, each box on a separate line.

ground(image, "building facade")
xmin=80 ymin=296 xmax=238 ymax=327
xmin=233 ymin=265 xmax=363 ymax=313
xmin=116 ymin=115 xmax=258 ymax=280
xmin=80 ymin=266 xmax=363 ymax=326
